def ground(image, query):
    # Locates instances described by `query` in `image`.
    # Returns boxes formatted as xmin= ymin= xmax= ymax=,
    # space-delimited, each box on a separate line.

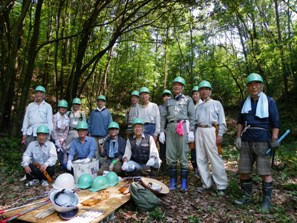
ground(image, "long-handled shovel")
xmin=0 ymin=199 xmax=50 ymax=223
xmin=0 ymin=199 xmax=49 ymax=214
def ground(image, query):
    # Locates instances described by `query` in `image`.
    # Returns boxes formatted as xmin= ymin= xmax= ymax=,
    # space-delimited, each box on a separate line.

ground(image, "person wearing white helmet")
xmin=64 ymin=98 xmax=86 ymax=150
xmin=52 ymin=100 xmax=70 ymax=171
xmin=21 ymin=125 xmax=57 ymax=187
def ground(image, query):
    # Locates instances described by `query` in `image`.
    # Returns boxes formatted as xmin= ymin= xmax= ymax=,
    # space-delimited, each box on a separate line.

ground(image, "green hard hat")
xmin=76 ymin=121 xmax=88 ymax=130
xmin=72 ymin=98 xmax=81 ymax=105
xmin=34 ymin=85 xmax=46 ymax=93
xmin=77 ymin=173 xmax=93 ymax=189
xmin=36 ymin=125 xmax=50 ymax=134
xmin=108 ymin=121 xmax=120 ymax=129
xmin=162 ymin=89 xmax=172 ymax=96
xmin=90 ymin=176 xmax=109 ymax=192
xmin=97 ymin=95 xmax=106 ymax=101
xmin=173 ymin=76 xmax=186 ymax=86
xmin=192 ymin=86 xmax=199 ymax=92
xmin=139 ymin=87 xmax=150 ymax=94
xmin=246 ymin=73 xmax=264 ymax=85
xmin=58 ymin=99 xmax=68 ymax=108
xmin=198 ymin=80 xmax=212 ymax=90
xmin=132 ymin=118 xmax=144 ymax=126
xmin=105 ymin=171 xmax=119 ymax=187
xmin=131 ymin=90 xmax=140 ymax=97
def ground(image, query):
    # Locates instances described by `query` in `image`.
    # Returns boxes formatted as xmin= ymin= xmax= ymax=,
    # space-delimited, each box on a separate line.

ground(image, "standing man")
xmin=126 ymin=90 xmax=140 ymax=137
xmin=234 ymin=73 xmax=280 ymax=212
xmin=52 ymin=100 xmax=70 ymax=171
xmin=65 ymin=98 xmax=86 ymax=150
xmin=21 ymin=125 xmax=57 ymax=187
xmin=158 ymin=89 xmax=172 ymax=173
xmin=195 ymin=80 xmax=228 ymax=196
xmin=160 ymin=77 xmax=195 ymax=192
xmin=191 ymin=86 xmax=201 ymax=177
xmin=88 ymin=95 xmax=113 ymax=157
xmin=21 ymin=86 xmax=53 ymax=146
xmin=138 ymin=87 xmax=160 ymax=142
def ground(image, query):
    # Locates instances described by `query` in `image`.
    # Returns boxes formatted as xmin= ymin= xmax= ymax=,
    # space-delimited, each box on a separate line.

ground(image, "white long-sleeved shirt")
xmin=21 ymin=101 xmax=53 ymax=136
xmin=21 ymin=140 xmax=57 ymax=167
xmin=195 ymin=99 xmax=227 ymax=136
xmin=138 ymin=102 xmax=160 ymax=136
xmin=123 ymin=134 xmax=160 ymax=161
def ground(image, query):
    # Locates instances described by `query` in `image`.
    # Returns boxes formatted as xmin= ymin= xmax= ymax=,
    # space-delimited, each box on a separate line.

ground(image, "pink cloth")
xmin=176 ymin=121 xmax=184 ymax=136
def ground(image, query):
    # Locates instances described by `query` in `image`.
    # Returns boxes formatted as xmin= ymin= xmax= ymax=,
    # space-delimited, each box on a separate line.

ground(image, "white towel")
xmin=241 ymin=92 xmax=269 ymax=118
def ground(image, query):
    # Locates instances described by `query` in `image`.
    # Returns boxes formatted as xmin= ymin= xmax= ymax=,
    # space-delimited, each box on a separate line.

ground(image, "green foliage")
xmin=148 ymin=207 xmax=166 ymax=221
xmin=187 ymin=215 xmax=202 ymax=223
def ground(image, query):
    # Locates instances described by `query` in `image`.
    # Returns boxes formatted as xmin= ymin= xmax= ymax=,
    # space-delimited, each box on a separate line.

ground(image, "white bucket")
xmin=72 ymin=159 xmax=99 ymax=184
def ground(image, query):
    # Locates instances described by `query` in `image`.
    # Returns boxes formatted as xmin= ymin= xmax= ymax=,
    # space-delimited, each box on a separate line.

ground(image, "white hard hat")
xmin=53 ymin=173 xmax=76 ymax=190
xmin=50 ymin=189 xmax=79 ymax=213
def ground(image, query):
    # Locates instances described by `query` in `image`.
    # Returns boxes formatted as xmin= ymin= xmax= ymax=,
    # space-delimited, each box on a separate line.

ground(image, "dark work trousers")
xmin=159 ymin=141 xmax=166 ymax=172
xmin=25 ymin=163 xmax=55 ymax=181
xmin=57 ymin=150 xmax=69 ymax=172
xmin=144 ymin=123 xmax=156 ymax=136
xmin=191 ymin=149 xmax=198 ymax=170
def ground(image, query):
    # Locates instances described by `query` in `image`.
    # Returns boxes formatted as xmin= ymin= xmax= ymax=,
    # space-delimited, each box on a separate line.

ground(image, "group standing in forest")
xmin=20 ymin=73 xmax=279 ymax=212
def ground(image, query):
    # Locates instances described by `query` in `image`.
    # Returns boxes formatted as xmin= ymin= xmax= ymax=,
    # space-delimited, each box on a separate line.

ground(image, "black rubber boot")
xmin=180 ymin=169 xmax=188 ymax=192
xmin=169 ymin=166 xmax=177 ymax=190
xmin=262 ymin=181 xmax=273 ymax=212
xmin=234 ymin=179 xmax=253 ymax=205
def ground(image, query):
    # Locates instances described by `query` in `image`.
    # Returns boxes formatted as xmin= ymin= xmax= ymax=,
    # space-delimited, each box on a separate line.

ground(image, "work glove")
xmin=159 ymin=132 xmax=165 ymax=144
xmin=83 ymin=158 xmax=91 ymax=163
xmin=109 ymin=160 xmax=116 ymax=171
xmin=146 ymin=157 xmax=155 ymax=166
xmin=188 ymin=131 xmax=194 ymax=143
xmin=67 ymin=160 xmax=73 ymax=171
xmin=270 ymin=138 xmax=280 ymax=150
xmin=122 ymin=162 xmax=129 ymax=171
xmin=235 ymin=137 xmax=241 ymax=150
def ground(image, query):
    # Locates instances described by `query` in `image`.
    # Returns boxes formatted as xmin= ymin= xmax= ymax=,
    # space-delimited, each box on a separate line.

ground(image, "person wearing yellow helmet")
xmin=65 ymin=98 xmax=86 ymax=150
xmin=21 ymin=125 xmax=57 ymax=187
xmin=21 ymin=85 xmax=53 ymax=147
xmin=52 ymin=100 xmax=70 ymax=171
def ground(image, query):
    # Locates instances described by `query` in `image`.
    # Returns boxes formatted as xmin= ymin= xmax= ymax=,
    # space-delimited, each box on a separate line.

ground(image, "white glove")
xmin=235 ymin=137 xmax=241 ymax=150
xmin=188 ymin=131 xmax=194 ymax=143
xmin=159 ymin=132 xmax=165 ymax=144
xmin=122 ymin=162 xmax=129 ymax=171
xmin=146 ymin=157 xmax=155 ymax=166
xmin=67 ymin=160 xmax=73 ymax=171
xmin=83 ymin=158 xmax=91 ymax=163
xmin=185 ymin=120 xmax=190 ymax=133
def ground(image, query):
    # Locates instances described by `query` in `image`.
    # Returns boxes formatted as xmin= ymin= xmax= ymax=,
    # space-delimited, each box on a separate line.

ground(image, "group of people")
xmin=20 ymin=73 xmax=280 ymax=212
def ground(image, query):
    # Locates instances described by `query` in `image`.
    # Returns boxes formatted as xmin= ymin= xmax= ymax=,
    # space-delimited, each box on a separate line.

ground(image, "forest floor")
xmin=0 ymin=117 xmax=296 ymax=222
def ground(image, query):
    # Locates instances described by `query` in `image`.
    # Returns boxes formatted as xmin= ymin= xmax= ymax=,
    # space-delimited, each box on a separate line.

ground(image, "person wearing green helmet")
xmin=67 ymin=121 xmax=97 ymax=172
xmin=122 ymin=118 xmax=161 ymax=176
xmin=235 ymin=73 xmax=280 ymax=212
xmin=138 ymin=87 xmax=160 ymax=142
xmin=21 ymin=125 xmax=57 ymax=187
xmin=65 ymin=98 xmax=86 ymax=151
xmin=97 ymin=121 xmax=126 ymax=175
xmin=21 ymin=85 xmax=53 ymax=147
xmin=88 ymin=95 xmax=113 ymax=158
xmin=126 ymin=90 xmax=140 ymax=137
xmin=158 ymin=89 xmax=172 ymax=173
xmin=195 ymin=80 xmax=228 ymax=196
xmin=52 ymin=100 xmax=70 ymax=171
xmin=190 ymin=86 xmax=202 ymax=178
xmin=159 ymin=76 xmax=195 ymax=192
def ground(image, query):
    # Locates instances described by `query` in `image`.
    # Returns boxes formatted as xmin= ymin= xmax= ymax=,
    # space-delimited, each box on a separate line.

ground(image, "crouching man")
xmin=122 ymin=118 xmax=161 ymax=176
xmin=21 ymin=125 xmax=57 ymax=187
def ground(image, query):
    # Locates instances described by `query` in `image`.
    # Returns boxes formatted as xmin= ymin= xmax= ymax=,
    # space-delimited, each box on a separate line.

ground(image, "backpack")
xmin=129 ymin=182 xmax=161 ymax=212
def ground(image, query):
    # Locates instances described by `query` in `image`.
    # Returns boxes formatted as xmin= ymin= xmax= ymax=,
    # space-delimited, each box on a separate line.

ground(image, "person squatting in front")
xmin=67 ymin=121 xmax=97 ymax=173
xmin=98 ymin=121 xmax=126 ymax=175
xmin=160 ymin=76 xmax=195 ymax=192
xmin=234 ymin=73 xmax=280 ymax=212
xmin=195 ymin=80 xmax=228 ymax=196
xmin=121 ymin=118 xmax=161 ymax=177
xmin=21 ymin=125 xmax=57 ymax=187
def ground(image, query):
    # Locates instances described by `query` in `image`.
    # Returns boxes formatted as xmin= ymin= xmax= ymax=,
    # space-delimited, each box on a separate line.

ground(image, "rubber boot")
xmin=180 ymin=169 xmax=188 ymax=192
xmin=234 ymin=179 xmax=253 ymax=205
xmin=169 ymin=167 xmax=177 ymax=190
xmin=262 ymin=182 xmax=273 ymax=212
